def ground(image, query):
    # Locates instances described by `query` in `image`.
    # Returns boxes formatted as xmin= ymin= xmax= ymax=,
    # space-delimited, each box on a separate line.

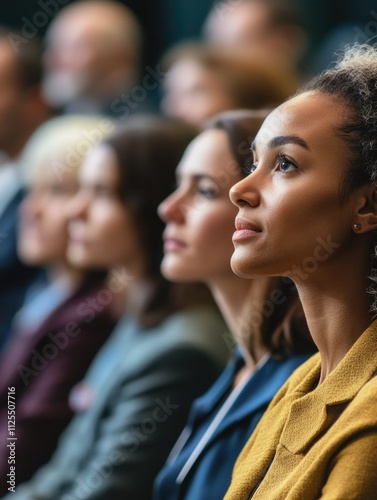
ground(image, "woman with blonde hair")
xmin=0 ymin=116 xmax=117 ymax=492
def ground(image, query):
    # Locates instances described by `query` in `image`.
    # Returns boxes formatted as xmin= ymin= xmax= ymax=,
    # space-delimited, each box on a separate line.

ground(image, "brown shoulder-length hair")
xmin=103 ymin=115 xmax=203 ymax=327
xmin=208 ymin=109 xmax=315 ymax=358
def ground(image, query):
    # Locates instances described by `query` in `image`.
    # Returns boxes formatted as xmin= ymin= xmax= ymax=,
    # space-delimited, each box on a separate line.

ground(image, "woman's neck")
xmin=296 ymin=255 xmax=374 ymax=384
xmin=109 ymin=263 xmax=152 ymax=319
xmin=48 ymin=262 xmax=84 ymax=289
xmin=209 ymin=275 xmax=266 ymax=371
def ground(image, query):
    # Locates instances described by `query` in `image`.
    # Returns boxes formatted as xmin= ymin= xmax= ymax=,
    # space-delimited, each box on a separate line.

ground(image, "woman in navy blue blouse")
xmin=155 ymin=109 xmax=317 ymax=500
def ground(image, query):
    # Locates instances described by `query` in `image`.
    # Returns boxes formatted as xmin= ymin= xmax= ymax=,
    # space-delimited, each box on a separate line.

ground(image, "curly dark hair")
xmin=297 ymin=44 xmax=377 ymax=311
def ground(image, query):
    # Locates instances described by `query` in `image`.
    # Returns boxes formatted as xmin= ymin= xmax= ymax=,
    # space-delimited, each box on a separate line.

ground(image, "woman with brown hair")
xmin=9 ymin=115 xmax=229 ymax=500
xmin=154 ymin=110 xmax=316 ymax=500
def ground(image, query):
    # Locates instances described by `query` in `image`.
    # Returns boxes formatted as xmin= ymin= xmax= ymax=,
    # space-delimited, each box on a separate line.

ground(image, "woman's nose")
xmin=158 ymin=191 xmax=185 ymax=224
xmin=65 ymin=190 xmax=89 ymax=220
xmin=229 ymin=175 xmax=260 ymax=208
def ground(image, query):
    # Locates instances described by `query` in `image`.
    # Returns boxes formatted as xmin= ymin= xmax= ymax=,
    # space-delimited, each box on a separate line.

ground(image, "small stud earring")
xmin=353 ymin=223 xmax=361 ymax=231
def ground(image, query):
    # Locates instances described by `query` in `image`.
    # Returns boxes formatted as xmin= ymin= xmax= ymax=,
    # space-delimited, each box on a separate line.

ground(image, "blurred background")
xmin=0 ymin=0 xmax=376 ymax=495
xmin=3 ymin=0 xmax=377 ymax=98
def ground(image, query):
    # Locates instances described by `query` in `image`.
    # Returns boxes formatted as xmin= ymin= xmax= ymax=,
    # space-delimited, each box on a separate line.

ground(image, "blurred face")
xmin=18 ymin=164 xmax=78 ymax=265
xmin=205 ymin=3 xmax=301 ymax=67
xmin=158 ymin=129 xmax=242 ymax=284
xmin=161 ymin=59 xmax=237 ymax=126
xmin=206 ymin=2 xmax=271 ymax=48
xmin=230 ymin=91 xmax=358 ymax=281
xmin=67 ymin=144 xmax=144 ymax=271
xmin=43 ymin=15 xmax=110 ymax=106
xmin=0 ymin=40 xmax=29 ymax=155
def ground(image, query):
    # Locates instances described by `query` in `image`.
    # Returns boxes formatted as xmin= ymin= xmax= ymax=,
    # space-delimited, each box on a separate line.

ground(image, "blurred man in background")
xmin=43 ymin=0 xmax=145 ymax=117
xmin=0 ymin=28 xmax=51 ymax=351
xmin=203 ymin=0 xmax=307 ymax=80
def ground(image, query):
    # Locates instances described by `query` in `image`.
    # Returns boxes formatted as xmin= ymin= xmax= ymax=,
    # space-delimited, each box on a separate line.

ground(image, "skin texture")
xmin=159 ymin=128 xmax=261 ymax=367
xmin=230 ymin=90 xmax=376 ymax=380
xmin=230 ymin=91 xmax=357 ymax=280
xmin=66 ymin=144 xmax=144 ymax=274
xmin=18 ymin=165 xmax=78 ymax=266
xmin=159 ymin=129 xmax=243 ymax=284
xmin=161 ymin=60 xmax=238 ymax=126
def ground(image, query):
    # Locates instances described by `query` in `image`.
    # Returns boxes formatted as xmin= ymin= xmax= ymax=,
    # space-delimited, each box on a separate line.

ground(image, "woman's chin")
xmin=230 ymin=253 xmax=257 ymax=279
xmin=161 ymin=259 xmax=197 ymax=283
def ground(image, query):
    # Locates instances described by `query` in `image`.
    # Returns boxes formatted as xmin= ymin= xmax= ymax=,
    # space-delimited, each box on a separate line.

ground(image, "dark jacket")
xmin=0 ymin=189 xmax=43 ymax=351
xmin=0 ymin=277 xmax=117 ymax=492
xmin=7 ymin=305 xmax=229 ymax=500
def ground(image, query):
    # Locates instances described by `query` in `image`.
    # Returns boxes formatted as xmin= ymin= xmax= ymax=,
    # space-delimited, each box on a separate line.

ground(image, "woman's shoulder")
xmin=155 ymin=305 xmax=229 ymax=359
xmin=347 ymin=374 xmax=377 ymax=418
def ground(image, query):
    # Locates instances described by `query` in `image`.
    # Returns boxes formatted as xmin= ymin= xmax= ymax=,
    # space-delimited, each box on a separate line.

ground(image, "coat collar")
xmin=282 ymin=320 xmax=377 ymax=454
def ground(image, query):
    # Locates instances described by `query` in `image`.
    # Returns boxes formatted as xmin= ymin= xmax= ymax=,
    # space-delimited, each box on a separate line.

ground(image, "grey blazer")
xmin=9 ymin=305 xmax=229 ymax=500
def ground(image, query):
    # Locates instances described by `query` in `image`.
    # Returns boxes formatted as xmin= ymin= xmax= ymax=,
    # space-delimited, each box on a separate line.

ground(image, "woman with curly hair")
xmin=225 ymin=44 xmax=377 ymax=499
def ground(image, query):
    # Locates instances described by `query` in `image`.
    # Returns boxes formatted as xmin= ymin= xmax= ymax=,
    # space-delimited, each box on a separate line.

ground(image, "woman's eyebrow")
xmin=268 ymin=135 xmax=310 ymax=150
xmin=251 ymin=135 xmax=310 ymax=152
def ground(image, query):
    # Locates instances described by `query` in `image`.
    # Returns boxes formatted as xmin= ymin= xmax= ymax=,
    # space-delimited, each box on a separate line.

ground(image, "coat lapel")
xmin=281 ymin=320 xmax=377 ymax=454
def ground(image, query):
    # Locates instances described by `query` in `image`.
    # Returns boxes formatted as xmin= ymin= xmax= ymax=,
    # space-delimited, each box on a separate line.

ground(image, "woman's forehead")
xmin=255 ymin=91 xmax=347 ymax=150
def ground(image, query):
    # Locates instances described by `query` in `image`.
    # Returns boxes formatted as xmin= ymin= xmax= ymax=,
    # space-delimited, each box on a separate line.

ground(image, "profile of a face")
xmin=67 ymin=144 xmax=143 ymax=271
xmin=230 ymin=91 xmax=359 ymax=281
xmin=159 ymin=128 xmax=242 ymax=284
xmin=18 ymin=165 xmax=77 ymax=266
xmin=161 ymin=60 xmax=237 ymax=126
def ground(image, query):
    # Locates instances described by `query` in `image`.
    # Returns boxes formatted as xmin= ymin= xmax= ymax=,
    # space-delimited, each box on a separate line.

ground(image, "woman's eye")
xmin=197 ymin=186 xmax=217 ymax=199
xmin=276 ymin=155 xmax=297 ymax=173
xmin=94 ymin=186 xmax=112 ymax=198
xmin=243 ymin=160 xmax=257 ymax=176
xmin=49 ymin=184 xmax=72 ymax=196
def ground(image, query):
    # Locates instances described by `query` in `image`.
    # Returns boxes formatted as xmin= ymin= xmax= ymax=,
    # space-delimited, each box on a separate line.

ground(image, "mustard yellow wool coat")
xmin=224 ymin=320 xmax=377 ymax=499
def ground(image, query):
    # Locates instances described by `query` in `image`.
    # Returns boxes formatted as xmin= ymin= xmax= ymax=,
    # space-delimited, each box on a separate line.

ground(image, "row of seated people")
xmin=0 ymin=0 xmax=305 ymax=351
xmin=1 ymin=2 xmax=377 ymax=499
xmin=0 ymin=109 xmax=315 ymax=499
xmin=5 ymin=43 xmax=377 ymax=494
xmin=0 ymin=3 xmax=309 ymax=496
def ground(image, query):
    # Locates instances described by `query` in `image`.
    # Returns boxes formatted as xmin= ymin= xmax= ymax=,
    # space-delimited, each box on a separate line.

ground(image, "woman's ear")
xmin=353 ymin=184 xmax=377 ymax=234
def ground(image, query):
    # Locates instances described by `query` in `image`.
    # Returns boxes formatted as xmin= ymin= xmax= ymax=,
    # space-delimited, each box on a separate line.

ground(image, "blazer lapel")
xmin=281 ymin=320 xmax=377 ymax=454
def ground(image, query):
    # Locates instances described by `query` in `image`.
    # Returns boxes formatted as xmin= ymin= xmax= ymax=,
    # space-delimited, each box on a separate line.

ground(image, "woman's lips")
xmin=68 ymin=228 xmax=88 ymax=246
xmin=232 ymin=217 xmax=262 ymax=241
xmin=163 ymin=237 xmax=187 ymax=252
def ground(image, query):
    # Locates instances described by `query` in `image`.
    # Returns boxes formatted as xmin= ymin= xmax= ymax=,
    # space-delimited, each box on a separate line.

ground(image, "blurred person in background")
xmin=43 ymin=0 xmax=149 ymax=117
xmin=203 ymin=0 xmax=307 ymax=81
xmin=0 ymin=116 xmax=117 ymax=494
xmin=7 ymin=115 xmax=229 ymax=500
xmin=160 ymin=43 xmax=298 ymax=127
xmin=154 ymin=110 xmax=316 ymax=500
xmin=0 ymin=27 xmax=51 ymax=352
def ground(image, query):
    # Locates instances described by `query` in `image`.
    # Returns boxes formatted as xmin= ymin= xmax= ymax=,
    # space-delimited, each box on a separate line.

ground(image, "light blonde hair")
xmin=20 ymin=115 xmax=115 ymax=185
